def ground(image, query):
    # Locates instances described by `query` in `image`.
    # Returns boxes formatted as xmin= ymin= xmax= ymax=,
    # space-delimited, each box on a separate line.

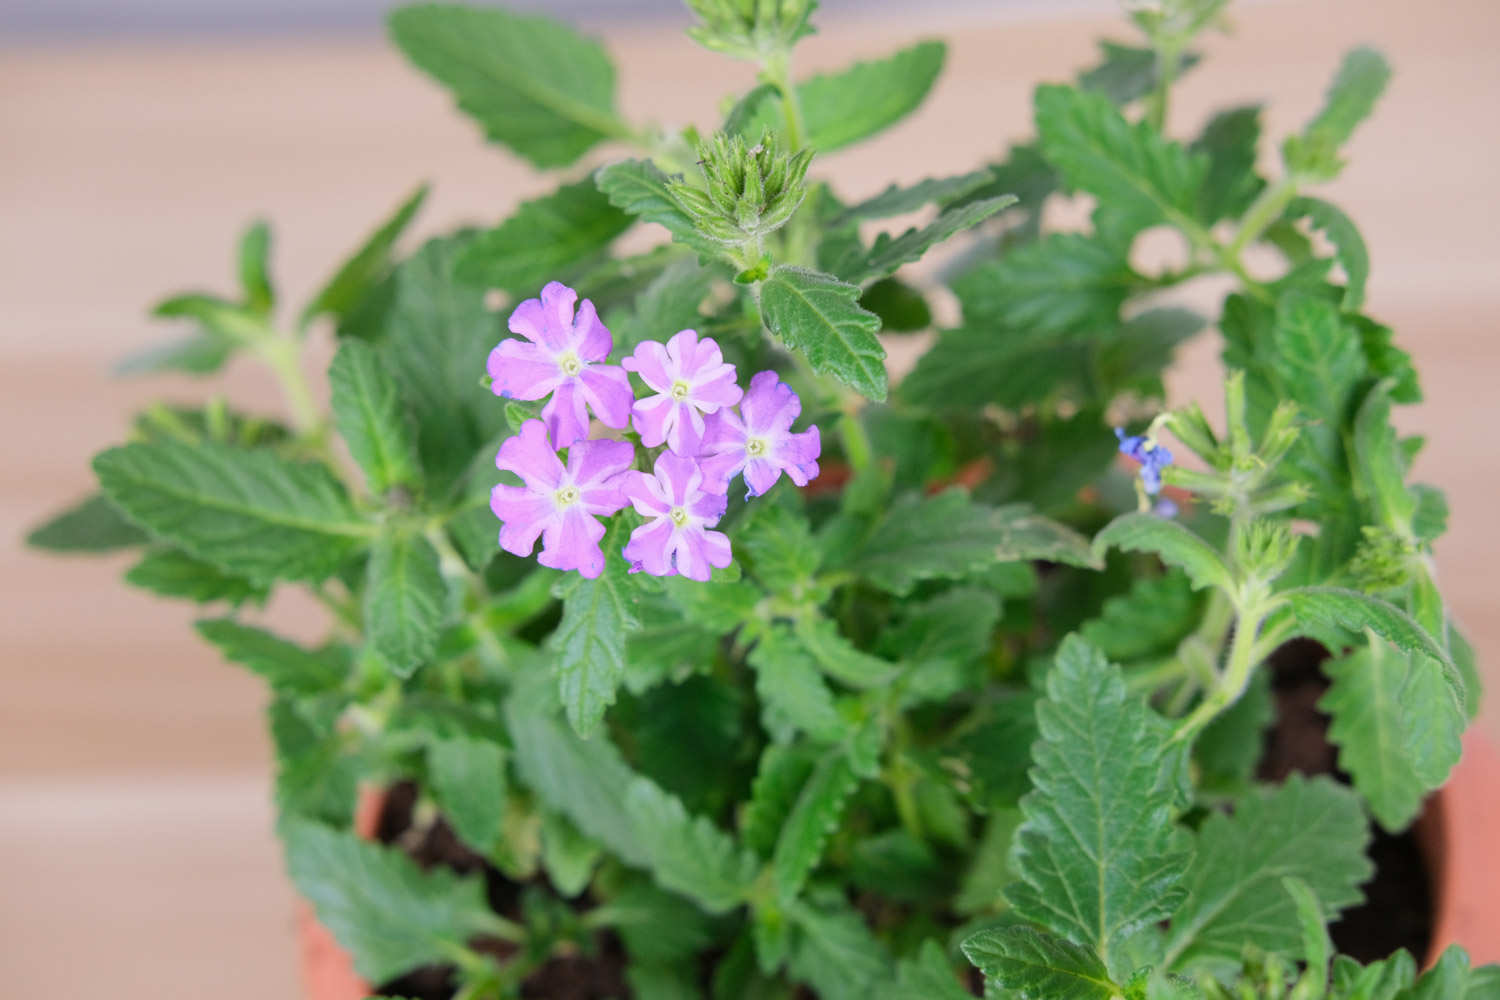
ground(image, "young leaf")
xmin=1093 ymin=513 xmax=1236 ymax=594
xmin=282 ymin=819 xmax=502 ymax=983
xmin=125 ymin=547 xmax=269 ymax=606
xmin=119 ymin=294 xmax=261 ymax=377
xmin=1286 ymin=196 xmax=1369 ymax=310
xmin=1282 ymin=876 xmax=1332 ymax=990
xmin=329 ymin=340 xmax=421 ymax=495
xmin=773 ymin=751 xmax=859 ymax=900
xmin=364 ymin=533 xmax=446 ymax=676
xmin=833 ymin=169 xmax=995 ymax=225
xmin=1192 ymin=105 xmax=1264 ymax=223
xmin=301 ymin=183 xmax=428 ymax=330
xmin=1161 ymin=775 xmax=1372 ymax=975
xmin=742 ymin=743 xmax=819 ymax=858
xmin=93 ymin=441 xmax=369 ymax=584
xmin=196 ymin=618 xmax=349 ymax=696
xmin=1280 ymin=587 xmax=1454 ymax=681
xmin=456 ymin=178 xmax=631 ymax=295
xmin=427 ymin=736 xmax=507 ymax=853
xmin=1079 ymin=571 xmax=1200 ymax=662
xmin=953 ymin=233 xmax=1135 ymax=336
xmin=790 ymin=41 xmax=946 ymax=153
xmin=759 ymin=265 xmax=886 ymax=400
xmin=112 ymin=331 xmax=236 ymax=377
xmin=1006 ymin=635 xmax=1191 ymax=962
xmin=1283 ymin=47 xmax=1391 ymax=179
xmin=548 ymin=523 xmax=642 ymax=737
xmin=961 ymin=925 xmax=1119 ymax=1000
xmin=26 ymin=493 xmax=148 ymax=553
xmin=388 ymin=3 xmax=628 ymax=168
xmin=836 ymin=195 xmax=1018 ymax=285
xmin=237 ymin=220 xmax=275 ymax=316
xmin=748 ymin=626 xmax=847 ymax=744
xmin=1320 ymin=640 xmax=1462 ymax=831
xmin=595 ymin=160 xmax=720 ymax=256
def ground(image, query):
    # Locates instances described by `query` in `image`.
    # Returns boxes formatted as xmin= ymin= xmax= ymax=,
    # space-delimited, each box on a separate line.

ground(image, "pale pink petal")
xmin=688 ymin=489 xmax=728 ymax=521
xmin=539 ymin=507 xmax=607 ymax=578
xmin=621 ymin=340 xmax=674 ymax=393
xmin=488 ymin=339 xmax=564 ymax=401
xmin=539 ymin=281 xmax=579 ymax=350
xmin=666 ymin=402 xmax=704 ymax=456
xmin=489 ymin=484 xmax=555 ymax=557
xmin=631 ymin=394 xmax=675 ymax=448
xmin=496 ymin=420 xmax=564 ymax=491
xmin=691 ymin=366 xmax=744 ymax=409
xmin=741 ymin=370 xmax=801 ymax=436
xmin=543 ymin=383 xmax=592 ymax=449
xmin=623 ymin=518 xmax=675 ymax=577
xmin=743 ymin=457 xmax=781 ymax=498
xmin=672 ymin=528 xmax=712 ymax=581
xmin=699 ymin=451 xmax=743 ymax=495
xmin=655 ymin=452 xmax=702 ymax=506
xmin=779 ymin=426 xmax=822 ymax=487
xmin=699 ymin=527 xmax=733 ymax=569
xmin=506 ymin=296 xmax=549 ymax=346
xmin=619 ymin=470 xmax=671 ymax=518
xmin=577 ymin=365 xmax=633 ymax=430
xmin=572 ymin=298 xmax=613 ymax=362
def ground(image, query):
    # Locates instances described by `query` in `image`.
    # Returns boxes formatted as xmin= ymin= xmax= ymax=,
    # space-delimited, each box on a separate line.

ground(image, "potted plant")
xmin=29 ymin=0 xmax=1500 ymax=996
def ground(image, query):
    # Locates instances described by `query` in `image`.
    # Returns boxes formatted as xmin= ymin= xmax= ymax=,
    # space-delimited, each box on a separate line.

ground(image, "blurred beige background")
xmin=3 ymin=0 xmax=1498 ymax=996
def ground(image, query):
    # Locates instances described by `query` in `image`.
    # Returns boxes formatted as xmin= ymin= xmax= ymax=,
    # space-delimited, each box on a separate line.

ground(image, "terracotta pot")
xmin=298 ymin=743 xmax=1500 ymax=998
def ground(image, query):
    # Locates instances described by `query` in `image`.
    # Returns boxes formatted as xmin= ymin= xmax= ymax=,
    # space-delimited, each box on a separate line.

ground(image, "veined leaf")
xmin=833 ymin=169 xmax=995 ymax=225
xmin=1094 ymin=513 xmax=1235 ymax=594
xmin=954 ymin=233 xmax=1135 ymax=335
xmin=786 ymin=897 xmax=893 ymax=999
xmin=1286 ymin=196 xmax=1369 ymax=310
xmin=93 ymin=441 xmax=369 ymax=584
xmin=991 ymin=503 xmax=1100 ymax=569
xmin=773 ymin=751 xmax=859 ymax=900
xmin=548 ymin=522 xmax=642 ymax=737
xmin=456 ymin=178 xmax=631 ymax=295
xmin=792 ymin=614 xmax=901 ymax=689
xmin=1162 ymin=775 xmax=1372 ymax=975
xmin=364 ymin=533 xmax=446 ymax=677
xmin=879 ymin=940 xmax=974 ymax=1000
xmin=742 ymin=743 xmax=819 ymax=858
xmin=196 ymin=618 xmax=348 ymax=696
xmin=760 ymin=265 xmax=887 ymax=401
xmin=26 ymin=493 xmax=148 ymax=553
xmin=428 ymin=736 xmax=507 ymax=853
xmin=301 ymin=183 xmax=428 ymax=330
xmin=1281 ymin=587 xmax=1455 ymax=683
xmin=1006 ymin=635 xmax=1191 ymax=961
xmin=595 ymin=160 xmax=720 ymax=256
xmin=1283 ymin=47 xmax=1391 ymax=179
xmin=789 ymin=41 xmax=946 ymax=153
xmin=623 ymin=778 xmax=760 ymax=912
xmin=737 ymin=500 xmax=820 ymax=594
xmin=1079 ymin=571 xmax=1200 ymax=662
xmin=388 ymin=3 xmax=628 ymax=168
xmin=126 ymin=547 xmax=268 ymax=606
xmin=329 ymin=340 xmax=421 ymax=494
xmin=747 ymin=626 xmax=847 ymax=743
xmin=836 ymin=195 xmax=1017 ymax=284
xmin=1192 ymin=105 xmax=1264 ymax=223
xmin=961 ymin=925 xmax=1118 ymax=1000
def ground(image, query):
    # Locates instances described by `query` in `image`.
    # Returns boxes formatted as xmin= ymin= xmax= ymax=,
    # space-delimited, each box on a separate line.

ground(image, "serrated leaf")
xmin=1035 ymin=84 xmax=1207 ymax=232
xmin=786 ymin=897 xmax=893 ymax=1000
xmin=742 ymin=743 xmax=818 ymax=857
xmin=834 ymin=170 xmax=995 ymax=225
xmin=125 ymin=547 xmax=268 ymax=606
xmin=760 ymin=265 xmax=887 ymax=401
xmin=838 ymin=490 xmax=1012 ymax=595
xmin=1282 ymin=876 xmax=1333 ymax=986
xmin=954 ymin=233 xmax=1135 ymax=336
xmin=1162 ymin=776 xmax=1372 ymax=974
xmin=624 ymin=778 xmax=759 ymax=912
xmin=1006 ymin=635 xmax=1190 ymax=962
xmin=747 ymin=626 xmax=846 ymax=743
xmin=268 ymin=697 xmax=358 ymax=826
xmin=456 ymin=178 xmax=631 ymax=295
xmin=792 ymin=613 xmax=901 ymax=689
xmin=595 ymin=160 xmax=720 ymax=256
xmin=1078 ymin=41 xmax=1199 ymax=106
xmin=1079 ymin=571 xmax=1200 ymax=662
xmin=599 ymin=882 xmax=717 ymax=964
xmin=1283 ymin=47 xmax=1391 ymax=179
xmin=1192 ymin=105 xmax=1264 ymax=223
xmin=837 ymin=195 xmax=1017 ymax=284
xmin=196 ymin=618 xmax=349 ymax=696
xmin=773 ymin=751 xmax=858 ymax=900
xmin=428 ymin=736 xmax=507 ymax=852
xmin=26 ymin=493 xmax=148 ymax=552
xmin=93 ymin=441 xmax=369 ymax=584
xmin=879 ymin=940 xmax=976 ymax=1000
xmin=282 ymin=819 xmax=501 ymax=983
xmin=624 ymin=673 xmax=748 ymax=816
xmin=992 ymin=503 xmax=1101 ymax=569
xmin=388 ymin=3 xmax=627 ymax=168
xmin=962 ymin=925 xmax=1119 ymax=1000
xmin=540 ymin=809 xmax=603 ymax=897
xmin=302 ymin=183 xmax=428 ymax=330
xmin=738 ymin=500 xmax=820 ymax=593
xmin=364 ymin=533 xmax=445 ymax=676
xmin=607 ymin=255 xmax=715 ymax=354
xmin=1396 ymin=945 xmax=1484 ymax=1000
xmin=1281 ymin=587 xmax=1454 ymax=682
xmin=881 ymin=587 xmax=1000 ymax=704
xmin=1287 ymin=196 xmax=1369 ymax=310
xmin=549 ymin=522 xmax=641 ymax=736
xmin=788 ymin=41 xmax=946 ymax=153
xmin=1320 ymin=640 xmax=1462 ymax=831
xmin=329 ymin=340 xmax=421 ymax=495
xmin=1093 ymin=513 xmax=1235 ymax=594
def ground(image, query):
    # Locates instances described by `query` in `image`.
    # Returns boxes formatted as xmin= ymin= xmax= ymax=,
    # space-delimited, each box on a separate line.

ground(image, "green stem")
xmin=1171 ymin=602 xmax=1263 ymax=745
xmin=838 ymin=398 xmax=873 ymax=474
xmin=762 ymin=52 xmax=805 ymax=152
xmin=1147 ymin=42 xmax=1181 ymax=134
xmin=1228 ymin=174 xmax=1300 ymax=260
xmin=258 ymin=335 xmax=321 ymax=435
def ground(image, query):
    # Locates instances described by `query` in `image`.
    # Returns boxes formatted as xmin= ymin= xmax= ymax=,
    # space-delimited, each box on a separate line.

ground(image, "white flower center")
xmin=670 ymin=380 xmax=691 ymax=401
xmin=558 ymin=352 xmax=583 ymax=377
xmin=745 ymin=437 xmax=769 ymax=457
xmin=669 ymin=506 xmax=689 ymax=527
xmin=554 ymin=485 xmax=580 ymax=507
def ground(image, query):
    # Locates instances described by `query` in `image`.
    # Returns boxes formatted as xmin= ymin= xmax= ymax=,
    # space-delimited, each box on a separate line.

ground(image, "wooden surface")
xmin=3 ymin=1 xmax=1498 ymax=994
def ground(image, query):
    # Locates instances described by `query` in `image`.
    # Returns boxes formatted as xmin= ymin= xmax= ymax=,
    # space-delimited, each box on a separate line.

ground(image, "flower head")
xmin=619 ymin=452 xmax=732 ymax=582
xmin=490 ymin=419 xmax=633 ymax=579
xmin=1115 ymin=427 xmax=1174 ymax=496
xmin=487 ymin=281 xmax=633 ymax=448
xmin=701 ymin=370 xmax=821 ymax=498
xmin=622 ymin=329 xmax=742 ymax=455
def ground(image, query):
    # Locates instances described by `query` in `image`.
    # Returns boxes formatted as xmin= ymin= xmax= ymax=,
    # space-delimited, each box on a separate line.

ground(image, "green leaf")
xmin=113 ymin=331 xmax=236 ymax=376
xmin=427 ymin=736 xmax=507 ymax=853
xmin=1192 ymin=105 xmax=1264 ymax=223
xmin=1283 ymin=47 xmax=1391 ymax=179
xmin=1093 ymin=513 xmax=1235 ymax=594
xmin=237 ymin=220 xmax=275 ymax=315
xmin=1079 ymin=571 xmax=1200 ymax=662
xmin=548 ymin=521 xmax=642 ymax=737
xmin=268 ymin=697 xmax=358 ymax=826
xmin=858 ymin=278 xmax=931 ymax=332
xmin=742 ymin=743 xmax=818 ymax=857
xmin=961 ymin=925 xmax=1119 ymax=1000
xmin=282 ymin=819 xmax=501 ymax=983
xmin=1078 ymin=41 xmax=1199 ymax=106
xmin=301 ymin=183 xmax=428 ymax=330
xmin=1283 ymin=876 xmax=1333 ymax=987
xmin=1006 ymin=635 xmax=1191 ymax=961
xmin=607 ymin=256 xmax=714 ymax=354
xmin=540 ymin=809 xmax=603 ymax=897
xmin=792 ymin=614 xmax=900 ymax=689
xmin=760 ymin=265 xmax=886 ymax=400
xmin=1353 ymin=382 xmax=1416 ymax=537
xmin=364 ymin=534 xmax=446 ymax=676
xmin=1320 ymin=640 xmax=1463 ymax=831
xmin=595 ymin=160 xmax=720 ymax=256
xmin=1287 ymin=197 xmax=1369 ymax=311
xmin=195 ymin=618 xmax=348 ymax=696
xmin=26 ymin=493 xmax=148 ymax=552
xmin=329 ymin=340 xmax=421 ymax=495
xmin=991 ymin=503 xmax=1102 ymax=569
xmin=881 ymin=587 xmax=1000 ymax=704
xmin=747 ymin=626 xmax=846 ymax=743
xmin=125 ymin=547 xmax=268 ymax=606
xmin=623 ymin=778 xmax=759 ymax=912
xmin=773 ymin=751 xmax=859 ymax=900
xmin=1396 ymin=945 xmax=1486 ymax=1000
xmin=1162 ymin=776 xmax=1372 ymax=975
xmin=599 ymin=882 xmax=716 ymax=964
xmin=120 ymin=294 xmax=262 ymax=376
xmin=1035 ymin=83 xmax=1207 ymax=232
xmin=456 ymin=178 xmax=631 ymax=295
xmin=93 ymin=441 xmax=368 ymax=584
xmin=954 ymin=234 xmax=1135 ymax=336
xmin=1281 ymin=587 xmax=1455 ymax=682
xmin=879 ymin=940 xmax=974 ymax=1000
xmin=786 ymin=897 xmax=893 ymax=999
xmin=1195 ymin=669 xmax=1273 ymax=791
xmin=792 ymin=41 xmax=946 ymax=153
xmin=388 ymin=3 xmax=627 ymax=168
xmin=737 ymin=500 xmax=820 ymax=593
xmin=836 ymin=195 xmax=1017 ymax=284
xmin=834 ymin=169 xmax=995 ymax=225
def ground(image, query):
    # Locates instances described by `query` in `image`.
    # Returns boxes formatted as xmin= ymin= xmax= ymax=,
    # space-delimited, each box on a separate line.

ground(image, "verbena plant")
xmin=30 ymin=1 xmax=1498 ymax=997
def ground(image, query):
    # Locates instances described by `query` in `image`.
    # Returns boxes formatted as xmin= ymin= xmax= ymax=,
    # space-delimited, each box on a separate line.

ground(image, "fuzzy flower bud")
xmin=669 ymin=131 xmax=812 ymax=251
xmin=685 ymin=0 xmax=817 ymax=61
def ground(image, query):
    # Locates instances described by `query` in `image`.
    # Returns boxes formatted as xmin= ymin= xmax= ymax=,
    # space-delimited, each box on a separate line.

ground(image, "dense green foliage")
xmin=32 ymin=1 xmax=1492 ymax=997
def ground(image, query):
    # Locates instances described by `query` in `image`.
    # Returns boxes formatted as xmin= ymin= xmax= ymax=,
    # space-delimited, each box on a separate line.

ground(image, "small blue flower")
xmin=1115 ymin=427 xmax=1174 ymax=496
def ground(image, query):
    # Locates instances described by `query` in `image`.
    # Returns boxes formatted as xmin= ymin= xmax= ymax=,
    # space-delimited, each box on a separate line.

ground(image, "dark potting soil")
xmin=1258 ymin=639 xmax=1434 ymax=963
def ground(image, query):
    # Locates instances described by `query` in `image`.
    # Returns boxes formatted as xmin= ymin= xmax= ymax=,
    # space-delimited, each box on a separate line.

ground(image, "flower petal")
xmin=539 ymin=506 xmax=607 ymax=578
xmin=631 ymin=393 xmax=675 ymax=448
xmin=572 ymin=297 xmax=613 ymax=361
xmin=654 ymin=451 xmax=702 ymax=506
xmin=778 ymin=426 xmax=821 ymax=487
xmin=743 ymin=457 xmax=781 ymax=498
xmin=488 ymin=339 xmax=563 ymax=401
xmin=490 ymin=483 xmax=554 ymax=557
xmin=740 ymin=370 xmax=801 ymax=436
xmin=623 ymin=517 xmax=676 ymax=577
xmin=578 ymin=364 xmax=634 ymax=430
xmin=543 ymin=383 xmax=593 ymax=449
xmin=622 ymin=339 xmax=673 ymax=393
xmin=496 ymin=420 xmax=564 ymax=491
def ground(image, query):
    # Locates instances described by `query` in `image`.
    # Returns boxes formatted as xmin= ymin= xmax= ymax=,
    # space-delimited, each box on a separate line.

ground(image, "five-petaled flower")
xmin=490 ymin=419 xmax=633 ymax=579
xmin=619 ymin=452 xmax=733 ymax=581
xmin=1115 ymin=427 xmax=1174 ymax=496
xmin=701 ymin=370 xmax=821 ymax=498
xmin=623 ymin=329 xmax=743 ymax=455
xmin=487 ymin=281 xmax=633 ymax=448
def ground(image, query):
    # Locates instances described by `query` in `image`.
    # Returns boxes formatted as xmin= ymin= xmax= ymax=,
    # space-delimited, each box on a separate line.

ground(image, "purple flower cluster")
xmin=1115 ymin=426 xmax=1174 ymax=496
xmin=487 ymin=281 xmax=821 ymax=580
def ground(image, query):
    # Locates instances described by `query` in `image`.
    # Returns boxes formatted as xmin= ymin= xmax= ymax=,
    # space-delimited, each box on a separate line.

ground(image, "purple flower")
xmin=619 ymin=452 xmax=732 ymax=582
xmin=622 ymin=329 xmax=743 ymax=455
xmin=487 ymin=281 xmax=633 ymax=448
xmin=490 ymin=419 xmax=633 ymax=579
xmin=1115 ymin=427 xmax=1174 ymax=496
xmin=700 ymin=370 xmax=821 ymax=498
